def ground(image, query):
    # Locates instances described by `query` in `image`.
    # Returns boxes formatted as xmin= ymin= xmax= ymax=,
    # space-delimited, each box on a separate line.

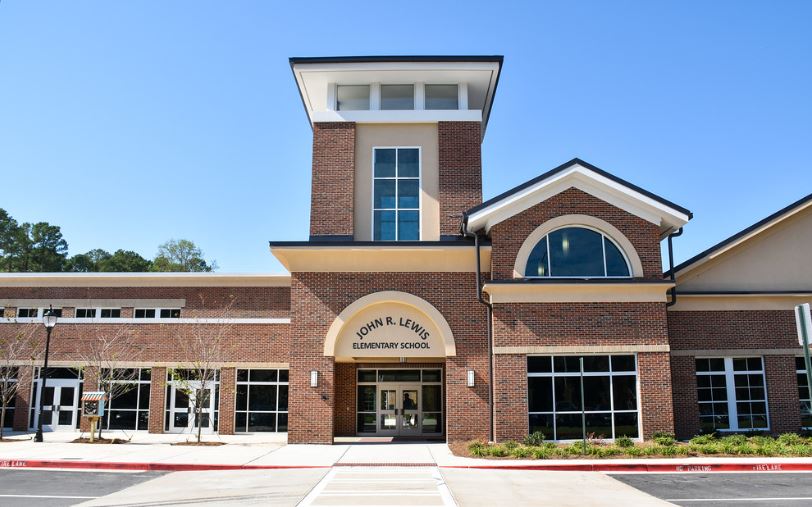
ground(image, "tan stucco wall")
xmin=677 ymin=205 xmax=812 ymax=292
xmin=354 ymin=124 xmax=440 ymax=241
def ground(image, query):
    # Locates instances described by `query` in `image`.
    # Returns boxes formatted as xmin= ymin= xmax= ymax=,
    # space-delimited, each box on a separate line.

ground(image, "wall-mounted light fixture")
xmin=310 ymin=370 xmax=318 ymax=388
xmin=467 ymin=370 xmax=475 ymax=387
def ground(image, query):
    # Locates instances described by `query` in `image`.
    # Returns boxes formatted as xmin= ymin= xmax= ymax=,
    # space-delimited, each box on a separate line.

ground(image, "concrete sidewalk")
xmin=3 ymin=432 xmax=812 ymax=472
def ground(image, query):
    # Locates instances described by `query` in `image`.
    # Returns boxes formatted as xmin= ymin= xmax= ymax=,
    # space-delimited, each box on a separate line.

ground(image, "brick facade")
xmin=489 ymin=187 xmax=663 ymax=280
xmin=310 ymin=122 xmax=356 ymax=238
xmin=287 ymin=272 xmax=488 ymax=443
xmin=438 ymin=121 xmax=482 ymax=236
xmin=668 ymin=310 xmax=802 ymax=438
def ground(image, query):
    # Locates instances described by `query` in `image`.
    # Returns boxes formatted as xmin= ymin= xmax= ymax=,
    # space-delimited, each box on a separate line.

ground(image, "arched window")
xmin=525 ymin=226 xmax=631 ymax=278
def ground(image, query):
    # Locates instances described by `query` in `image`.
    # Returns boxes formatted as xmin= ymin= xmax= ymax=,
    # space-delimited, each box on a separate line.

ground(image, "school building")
xmin=1 ymin=55 xmax=810 ymax=443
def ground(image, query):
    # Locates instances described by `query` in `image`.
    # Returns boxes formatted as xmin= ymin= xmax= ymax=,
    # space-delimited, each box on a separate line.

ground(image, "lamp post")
xmin=34 ymin=306 xmax=58 ymax=443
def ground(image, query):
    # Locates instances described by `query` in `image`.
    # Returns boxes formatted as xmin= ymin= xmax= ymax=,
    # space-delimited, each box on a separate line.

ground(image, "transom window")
xmin=696 ymin=357 xmax=768 ymax=432
xmin=525 ymin=226 xmax=630 ymax=278
xmin=134 ymin=308 xmax=180 ymax=319
xmin=373 ymin=147 xmax=420 ymax=241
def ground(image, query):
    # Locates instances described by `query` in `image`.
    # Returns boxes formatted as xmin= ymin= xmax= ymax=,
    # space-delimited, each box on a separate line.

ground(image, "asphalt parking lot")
xmin=0 ymin=469 xmax=164 ymax=506
xmin=613 ymin=472 xmax=812 ymax=507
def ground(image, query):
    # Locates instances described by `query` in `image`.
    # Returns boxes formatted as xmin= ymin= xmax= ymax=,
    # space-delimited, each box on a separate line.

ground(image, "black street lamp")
xmin=34 ymin=306 xmax=58 ymax=443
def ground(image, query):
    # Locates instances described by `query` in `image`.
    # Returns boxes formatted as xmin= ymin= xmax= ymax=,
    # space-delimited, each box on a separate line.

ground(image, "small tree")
xmin=0 ymin=321 xmax=38 ymax=439
xmin=173 ymin=296 xmax=237 ymax=443
xmin=78 ymin=320 xmax=143 ymax=440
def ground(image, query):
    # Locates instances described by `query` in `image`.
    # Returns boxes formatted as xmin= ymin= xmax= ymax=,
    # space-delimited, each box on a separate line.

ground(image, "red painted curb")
xmin=0 ymin=459 xmax=329 ymax=472
xmin=441 ymin=462 xmax=812 ymax=473
xmin=3 ymin=458 xmax=812 ymax=473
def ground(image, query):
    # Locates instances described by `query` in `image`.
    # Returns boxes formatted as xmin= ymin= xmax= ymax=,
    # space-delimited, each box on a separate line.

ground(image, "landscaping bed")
xmin=454 ymin=432 xmax=812 ymax=459
xmin=72 ymin=437 xmax=128 ymax=444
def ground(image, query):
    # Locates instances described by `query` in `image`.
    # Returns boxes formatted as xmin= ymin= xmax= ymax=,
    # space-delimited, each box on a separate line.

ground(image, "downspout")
xmin=666 ymin=228 xmax=684 ymax=307
xmin=462 ymin=213 xmax=495 ymax=442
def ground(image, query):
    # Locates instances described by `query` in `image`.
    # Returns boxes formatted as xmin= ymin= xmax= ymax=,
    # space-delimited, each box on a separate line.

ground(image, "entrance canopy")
xmin=324 ymin=291 xmax=456 ymax=361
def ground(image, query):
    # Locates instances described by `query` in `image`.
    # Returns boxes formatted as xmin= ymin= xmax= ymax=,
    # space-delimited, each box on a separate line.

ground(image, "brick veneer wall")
xmin=0 ymin=286 xmax=290 ymax=318
xmin=12 ymin=367 xmax=33 ymax=431
xmin=310 ymin=122 xmax=356 ymax=238
xmin=0 ymin=285 xmax=291 ymax=433
xmin=492 ymin=302 xmax=674 ymax=440
xmin=288 ymin=272 xmax=489 ymax=444
xmin=668 ymin=310 xmax=801 ymax=438
xmin=489 ymin=188 xmax=663 ymax=280
xmin=438 ymin=121 xmax=482 ymax=236
xmin=148 ymin=367 xmax=167 ymax=433
xmin=218 ymin=367 xmax=236 ymax=435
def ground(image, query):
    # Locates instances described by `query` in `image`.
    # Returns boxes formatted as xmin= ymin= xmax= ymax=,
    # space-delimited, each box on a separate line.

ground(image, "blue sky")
xmin=1 ymin=1 xmax=809 ymax=273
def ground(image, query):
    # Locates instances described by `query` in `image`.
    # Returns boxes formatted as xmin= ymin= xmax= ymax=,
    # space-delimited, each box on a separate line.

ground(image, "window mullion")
xmin=602 ymin=236 xmax=608 ymax=277
xmin=546 ymin=235 xmax=551 ymax=276
xmin=724 ymin=358 xmax=738 ymax=431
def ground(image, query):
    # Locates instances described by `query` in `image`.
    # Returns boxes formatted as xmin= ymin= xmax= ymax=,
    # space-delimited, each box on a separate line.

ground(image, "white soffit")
xmin=291 ymin=60 xmax=501 ymax=129
xmin=466 ymin=164 xmax=691 ymax=235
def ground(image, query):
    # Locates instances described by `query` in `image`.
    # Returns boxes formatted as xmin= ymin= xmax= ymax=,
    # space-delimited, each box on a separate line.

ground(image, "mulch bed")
xmin=171 ymin=441 xmax=227 ymax=446
xmin=72 ymin=437 xmax=128 ymax=444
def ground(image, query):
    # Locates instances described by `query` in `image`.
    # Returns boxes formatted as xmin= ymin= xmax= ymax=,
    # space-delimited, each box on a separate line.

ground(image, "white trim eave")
xmin=311 ymin=109 xmax=482 ymax=123
xmin=674 ymin=198 xmax=812 ymax=279
xmin=1 ymin=317 xmax=291 ymax=325
xmin=0 ymin=272 xmax=291 ymax=288
xmin=467 ymin=165 xmax=691 ymax=235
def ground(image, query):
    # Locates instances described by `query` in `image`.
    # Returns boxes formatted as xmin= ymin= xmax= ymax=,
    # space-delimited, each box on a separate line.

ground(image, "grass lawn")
xmin=453 ymin=432 xmax=812 ymax=459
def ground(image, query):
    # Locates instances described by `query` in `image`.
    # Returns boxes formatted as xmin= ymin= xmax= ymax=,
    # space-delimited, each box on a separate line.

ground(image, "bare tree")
xmin=0 ymin=321 xmax=38 ymax=439
xmin=78 ymin=321 xmax=143 ymax=440
xmin=172 ymin=295 xmax=238 ymax=443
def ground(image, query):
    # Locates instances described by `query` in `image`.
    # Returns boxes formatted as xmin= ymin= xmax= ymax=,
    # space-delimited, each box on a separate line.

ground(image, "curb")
xmin=442 ymin=462 xmax=809 ymax=473
xmin=0 ymin=459 xmax=329 ymax=472
xmin=2 ymin=459 xmax=812 ymax=473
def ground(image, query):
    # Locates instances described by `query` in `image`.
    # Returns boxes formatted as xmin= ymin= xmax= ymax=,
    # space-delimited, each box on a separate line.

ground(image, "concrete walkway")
xmin=3 ymin=431 xmax=812 ymax=472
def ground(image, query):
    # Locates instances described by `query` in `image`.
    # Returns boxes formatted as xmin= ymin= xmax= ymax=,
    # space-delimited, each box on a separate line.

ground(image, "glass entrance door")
xmin=34 ymin=379 xmax=80 ymax=431
xmin=168 ymin=382 xmax=215 ymax=433
xmin=376 ymin=385 xmax=421 ymax=436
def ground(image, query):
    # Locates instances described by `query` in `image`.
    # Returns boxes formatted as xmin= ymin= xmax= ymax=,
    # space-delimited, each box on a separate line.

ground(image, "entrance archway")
xmin=324 ymin=291 xmax=456 ymax=361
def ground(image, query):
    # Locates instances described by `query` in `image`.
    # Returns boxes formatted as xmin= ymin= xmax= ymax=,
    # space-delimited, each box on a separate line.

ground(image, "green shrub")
xmin=778 ymin=433 xmax=803 ymax=446
xmin=720 ymin=434 xmax=747 ymax=446
xmin=510 ymin=446 xmax=532 ymax=458
xmin=652 ymin=431 xmax=676 ymax=446
xmin=524 ymin=431 xmax=546 ymax=447
xmin=468 ymin=440 xmax=489 ymax=457
xmin=489 ymin=445 xmax=508 ymax=457
xmin=689 ymin=433 xmax=716 ymax=445
xmin=530 ymin=446 xmax=552 ymax=459
xmin=503 ymin=440 xmax=519 ymax=451
xmin=615 ymin=436 xmax=635 ymax=448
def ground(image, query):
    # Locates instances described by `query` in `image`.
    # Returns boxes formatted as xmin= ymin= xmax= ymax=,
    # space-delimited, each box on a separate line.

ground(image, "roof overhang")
xmin=269 ymin=241 xmax=490 ymax=273
xmin=465 ymin=159 xmax=692 ymax=238
xmin=670 ymin=192 xmax=812 ymax=279
xmin=0 ymin=273 xmax=291 ymax=288
xmin=290 ymin=56 xmax=503 ymax=137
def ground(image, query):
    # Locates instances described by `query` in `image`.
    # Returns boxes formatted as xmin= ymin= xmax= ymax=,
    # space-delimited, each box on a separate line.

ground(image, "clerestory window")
xmin=525 ymin=226 xmax=631 ymax=278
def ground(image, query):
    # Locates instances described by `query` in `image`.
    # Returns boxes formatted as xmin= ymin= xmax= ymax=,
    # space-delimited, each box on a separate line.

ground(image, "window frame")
xmin=371 ymin=146 xmax=422 ymax=241
xmin=527 ymin=354 xmax=641 ymax=442
xmin=134 ymin=308 xmax=181 ymax=319
xmin=695 ymin=356 xmax=769 ymax=433
xmin=101 ymin=368 xmax=151 ymax=431
xmin=234 ymin=368 xmax=289 ymax=433
xmin=424 ymin=84 xmax=459 ymax=110
xmin=524 ymin=225 xmax=632 ymax=279
xmin=796 ymin=357 xmax=812 ymax=429
xmin=74 ymin=307 xmax=122 ymax=319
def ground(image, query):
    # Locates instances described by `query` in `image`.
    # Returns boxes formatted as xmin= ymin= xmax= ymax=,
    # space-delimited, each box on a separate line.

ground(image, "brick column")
xmin=288 ymin=357 xmax=335 ymax=444
xmin=446 ymin=355 xmax=489 ymax=442
xmin=438 ymin=121 xmax=482 ymax=236
xmin=670 ymin=354 xmax=700 ymax=439
xmin=310 ymin=122 xmax=356 ymax=239
xmin=13 ymin=366 xmax=34 ymax=431
xmin=766 ymin=355 xmax=802 ymax=434
xmin=493 ymin=354 xmax=528 ymax=442
xmin=218 ymin=367 xmax=236 ymax=435
xmin=148 ymin=367 xmax=166 ymax=433
xmin=334 ymin=363 xmax=356 ymax=437
xmin=638 ymin=352 xmax=675 ymax=439
xmin=79 ymin=366 xmax=99 ymax=432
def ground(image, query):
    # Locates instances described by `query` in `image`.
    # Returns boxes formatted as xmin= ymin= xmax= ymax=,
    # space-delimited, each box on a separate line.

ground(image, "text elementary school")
xmin=1 ymin=55 xmax=811 ymax=444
